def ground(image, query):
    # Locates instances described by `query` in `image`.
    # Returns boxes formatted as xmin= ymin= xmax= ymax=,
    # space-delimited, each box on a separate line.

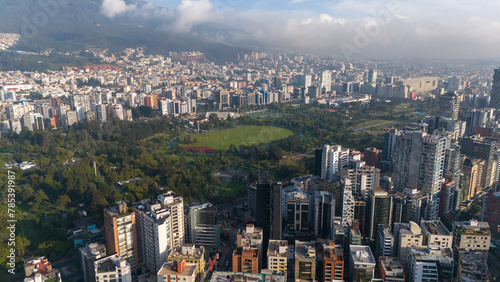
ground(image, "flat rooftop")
xmin=169 ymin=245 xmax=204 ymax=260
xmin=349 ymin=245 xmax=375 ymax=265
xmin=210 ymin=271 xmax=266 ymax=282
xmin=295 ymin=241 xmax=316 ymax=260
xmin=158 ymin=262 xmax=197 ymax=277
xmin=422 ymin=220 xmax=451 ymax=236
xmin=267 ymin=240 xmax=288 ymax=257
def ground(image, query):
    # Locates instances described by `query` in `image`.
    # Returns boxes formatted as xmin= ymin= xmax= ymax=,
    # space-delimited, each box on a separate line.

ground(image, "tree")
xmin=55 ymin=195 xmax=71 ymax=210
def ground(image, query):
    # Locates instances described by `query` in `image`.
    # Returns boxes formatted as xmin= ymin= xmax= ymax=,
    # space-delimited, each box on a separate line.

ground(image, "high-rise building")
xmin=66 ymin=110 xmax=78 ymax=127
xmin=364 ymin=147 xmax=382 ymax=168
xmin=341 ymin=177 xmax=355 ymax=227
xmin=439 ymin=92 xmax=460 ymax=120
xmin=232 ymin=246 xmax=260 ymax=273
xmin=267 ymin=240 xmax=288 ymax=276
xmin=133 ymin=201 xmax=173 ymax=274
xmin=158 ymin=192 xmax=185 ymax=248
xmin=368 ymin=69 xmax=378 ymax=84
xmin=376 ymin=224 xmax=394 ymax=260
xmin=394 ymin=222 xmax=423 ymax=266
xmin=365 ymin=188 xmax=393 ymax=240
xmin=392 ymin=131 xmax=446 ymax=220
xmin=462 ymin=158 xmax=485 ymax=201
xmin=313 ymin=191 xmax=335 ymax=238
xmin=345 ymin=163 xmax=381 ymax=199
xmin=489 ymin=67 xmax=500 ymax=109
xmin=483 ymin=191 xmax=500 ymax=235
xmin=94 ymin=254 xmax=132 ymax=282
xmin=189 ymin=203 xmax=220 ymax=248
xmin=321 ymin=71 xmax=332 ymax=93
xmin=405 ymin=246 xmax=454 ymax=282
xmin=378 ymin=257 xmax=405 ymax=282
xmin=294 ymin=241 xmax=316 ymax=281
xmin=286 ymin=193 xmax=310 ymax=233
xmin=103 ymin=201 xmax=139 ymax=271
xmin=322 ymin=241 xmax=344 ymax=281
xmin=80 ymin=243 xmax=107 ymax=282
xmin=237 ymin=224 xmax=263 ymax=270
xmin=420 ymin=220 xmax=453 ymax=249
xmin=465 ymin=108 xmax=496 ymax=134
xmin=348 ymin=245 xmax=376 ymax=282
xmin=320 ymin=145 xmax=349 ymax=180
xmin=461 ymin=135 xmax=496 ymax=190
xmin=452 ymin=220 xmax=491 ymax=281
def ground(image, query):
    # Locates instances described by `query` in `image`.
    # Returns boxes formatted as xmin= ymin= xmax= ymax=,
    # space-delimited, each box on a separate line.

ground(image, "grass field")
xmin=181 ymin=126 xmax=293 ymax=150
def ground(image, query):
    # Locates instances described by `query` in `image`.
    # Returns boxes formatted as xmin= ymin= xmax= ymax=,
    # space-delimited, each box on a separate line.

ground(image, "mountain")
xmin=0 ymin=0 xmax=245 ymax=63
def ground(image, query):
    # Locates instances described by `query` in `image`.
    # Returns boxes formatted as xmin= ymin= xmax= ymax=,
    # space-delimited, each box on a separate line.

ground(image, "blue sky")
xmin=101 ymin=0 xmax=500 ymax=58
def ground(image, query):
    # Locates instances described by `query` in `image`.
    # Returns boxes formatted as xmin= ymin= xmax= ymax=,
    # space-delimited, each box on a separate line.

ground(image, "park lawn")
xmin=183 ymin=126 xmax=294 ymax=150
xmin=215 ymin=182 xmax=247 ymax=199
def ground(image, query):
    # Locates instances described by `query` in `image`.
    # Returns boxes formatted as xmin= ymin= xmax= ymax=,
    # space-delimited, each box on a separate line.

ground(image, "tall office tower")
xmin=452 ymin=220 xmax=491 ymax=281
xmin=158 ymin=192 xmax=185 ymax=248
xmin=294 ymin=241 xmax=316 ymax=281
xmin=439 ymin=179 xmax=459 ymax=216
xmin=296 ymin=74 xmax=312 ymax=88
xmin=392 ymin=188 xmax=429 ymax=225
xmin=392 ymin=131 xmax=425 ymax=190
xmin=348 ymin=245 xmax=376 ymax=282
xmin=322 ymin=242 xmax=344 ymax=281
xmin=321 ymin=71 xmax=332 ymax=93
xmin=368 ymin=69 xmax=378 ymax=84
xmin=113 ymin=104 xmax=124 ymax=120
xmin=378 ymin=257 xmax=405 ymax=282
xmin=439 ymin=92 xmax=460 ymax=120
xmin=461 ymin=135 xmax=497 ymax=189
xmin=418 ymin=135 xmax=447 ymax=220
xmin=489 ymin=67 xmax=500 ymax=109
xmin=269 ymin=183 xmax=282 ymax=240
xmin=465 ymin=108 xmax=496 ymax=134
xmin=394 ymin=222 xmax=423 ymax=266
xmin=94 ymin=255 xmax=132 ymax=282
xmin=353 ymin=196 xmax=366 ymax=235
xmin=406 ymin=246 xmax=454 ymax=282
xmin=365 ymin=188 xmax=393 ymax=240
xmin=483 ymin=191 xmax=500 ymax=235
xmin=286 ymin=193 xmax=311 ymax=233
xmin=461 ymin=158 xmax=485 ymax=201
xmin=364 ymin=147 xmax=382 ymax=168
xmin=103 ymin=201 xmax=139 ymax=272
xmin=133 ymin=201 xmax=173 ymax=274
xmin=22 ymin=114 xmax=33 ymax=131
xmin=189 ymin=203 xmax=220 ymax=248
xmin=93 ymin=103 xmax=107 ymax=122
xmin=313 ymin=191 xmax=335 ymax=238
xmin=267 ymin=240 xmax=288 ymax=276
xmin=420 ymin=220 xmax=453 ymax=249
xmin=376 ymin=224 xmax=394 ymax=261
xmin=66 ymin=111 xmax=78 ymax=127
xmin=382 ymin=128 xmax=401 ymax=166
xmin=214 ymin=90 xmax=230 ymax=108
xmin=341 ymin=177 xmax=355 ymax=227
xmin=345 ymin=163 xmax=380 ymax=199
xmin=320 ymin=145 xmax=349 ymax=180
xmin=80 ymin=243 xmax=106 ymax=282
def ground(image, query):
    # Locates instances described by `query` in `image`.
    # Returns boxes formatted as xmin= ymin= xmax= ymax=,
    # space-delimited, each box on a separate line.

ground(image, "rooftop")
xmin=349 ymin=245 xmax=375 ymax=265
xmin=158 ymin=261 xmax=198 ymax=277
xmin=210 ymin=271 xmax=266 ymax=282
xmin=295 ymin=241 xmax=316 ymax=260
xmin=169 ymin=245 xmax=204 ymax=260
xmin=267 ymin=240 xmax=288 ymax=257
xmin=421 ymin=220 xmax=452 ymax=236
xmin=409 ymin=247 xmax=453 ymax=265
xmin=454 ymin=220 xmax=491 ymax=236
xmin=379 ymin=257 xmax=404 ymax=278
xmin=323 ymin=244 xmax=343 ymax=261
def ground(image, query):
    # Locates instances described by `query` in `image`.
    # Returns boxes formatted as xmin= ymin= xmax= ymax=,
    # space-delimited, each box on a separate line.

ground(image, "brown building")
xmin=378 ymin=257 xmax=405 ymax=281
xmin=322 ymin=241 xmax=344 ymax=281
xmin=103 ymin=201 xmax=139 ymax=271
xmin=462 ymin=158 xmax=485 ymax=201
xmin=232 ymin=246 xmax=260 ymax=273
xmin=364 ymin=147 xmax=382 ymax=168
xmin=484 ymin=191 xmax=500 ymax=234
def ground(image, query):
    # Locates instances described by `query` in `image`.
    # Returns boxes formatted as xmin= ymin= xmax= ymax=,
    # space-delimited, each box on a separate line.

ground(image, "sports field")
xmin=182 ymin=126 xmax=293 ymax=150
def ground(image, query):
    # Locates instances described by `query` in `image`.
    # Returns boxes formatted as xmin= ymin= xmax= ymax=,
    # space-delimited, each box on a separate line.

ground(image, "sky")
xmin=100 ymin=0 xmax=500 ymax=59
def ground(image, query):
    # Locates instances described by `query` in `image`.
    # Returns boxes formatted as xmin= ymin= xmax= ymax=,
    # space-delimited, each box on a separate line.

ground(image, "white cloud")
xmin=100 ymin=0 xmax=137 ymax=18
xmin=172 ymin=0 xmax=215 ymax=32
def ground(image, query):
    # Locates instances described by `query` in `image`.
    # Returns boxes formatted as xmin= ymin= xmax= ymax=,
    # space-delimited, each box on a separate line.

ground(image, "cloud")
xmin=172 ymin=0 xmax=215 ymax=32
xmin=100 ymin=0 xmax=137 ymax=18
